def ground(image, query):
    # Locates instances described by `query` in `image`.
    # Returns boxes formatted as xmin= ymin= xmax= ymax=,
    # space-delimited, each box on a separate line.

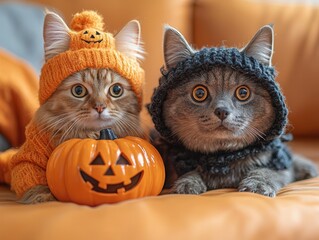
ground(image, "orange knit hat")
xmin=39 ymin=11 xmax=144 ymax=109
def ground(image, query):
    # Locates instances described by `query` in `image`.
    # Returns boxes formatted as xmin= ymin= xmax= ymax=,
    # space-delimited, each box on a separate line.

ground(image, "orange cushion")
xmin=194 ymin=0 xmax=319 ymax=137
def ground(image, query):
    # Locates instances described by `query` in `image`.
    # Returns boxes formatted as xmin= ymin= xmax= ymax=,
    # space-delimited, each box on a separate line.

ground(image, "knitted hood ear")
xmin=163 ymin=25 xmax=194 ymax=70
xmin=43 ymin=11 xmax=70 ymax=61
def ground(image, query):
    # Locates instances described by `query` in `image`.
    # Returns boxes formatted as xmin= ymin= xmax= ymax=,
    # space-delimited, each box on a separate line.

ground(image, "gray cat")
xmin=148 ymin=25 xmax=318 ymax=197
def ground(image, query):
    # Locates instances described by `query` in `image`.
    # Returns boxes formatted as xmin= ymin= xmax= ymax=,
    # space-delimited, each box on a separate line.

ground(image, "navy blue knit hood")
xmin=148 ymin=47 xmax=288 ymax=145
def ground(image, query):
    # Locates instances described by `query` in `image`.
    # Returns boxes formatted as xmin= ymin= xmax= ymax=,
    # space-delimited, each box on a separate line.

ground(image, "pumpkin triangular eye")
xmin=90 ymin=154 xmax=105 ymax=165
xmin=83 ymin=30 xmax=88 ymax=34
xmin=116 ymin=155 xmax=131 ymax=165
xmin=96 ymin=31 xmax=100 ymax=35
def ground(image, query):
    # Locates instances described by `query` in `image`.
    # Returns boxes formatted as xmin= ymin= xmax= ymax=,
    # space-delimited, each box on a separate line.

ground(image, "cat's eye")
xmin=109 ymin=84 xmax=124 ymax=98
xmin=71 ymin=84 xmax=88 ymax=98
xmin=235 ymin=85 xmax=250 ymax=101
xmin=192 ymin=85 xmax=208 ymax=102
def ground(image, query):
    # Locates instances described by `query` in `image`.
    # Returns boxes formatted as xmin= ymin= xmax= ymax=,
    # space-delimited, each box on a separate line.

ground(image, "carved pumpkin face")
xmin=79 ymin=153 xmax=143 ymax=194
xmin=47 ymin=129 xmax=165 ymax=206
xmin=80 ymin=28 xmax=103 ymax=44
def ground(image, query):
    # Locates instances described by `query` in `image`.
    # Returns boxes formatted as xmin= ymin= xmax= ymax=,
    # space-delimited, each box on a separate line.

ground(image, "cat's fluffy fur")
xmin=150 ymin=25 xmax=318 ymax=197
xmin=20 ymin=12 xmax=145 ymax=204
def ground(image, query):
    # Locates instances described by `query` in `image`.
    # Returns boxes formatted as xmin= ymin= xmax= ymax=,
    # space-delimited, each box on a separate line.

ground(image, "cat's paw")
xmin=172 ymin=175 xmax=207 ymax=195
xmin=293 ymin=155 xmax=318 ymax=181
xmin=238 ymin=178 xmax=276 ymax=197
xmin=18 ymin=185 xmax=56 ymax=204
xmin=298 ymin=165 xmax=318 ymax=180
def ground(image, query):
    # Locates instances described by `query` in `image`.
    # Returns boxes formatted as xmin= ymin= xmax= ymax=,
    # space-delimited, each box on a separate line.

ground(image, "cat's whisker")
xmin=244 ymin=125 xmax=265 ymax=142
xmin=58 ymin=118 xmax=83 ymax=144
xmin=242 ymin=128 xmax=256 ymax=144
xmin=39 ymin=112 xmax=85 ymax=146
xmin=237 ymin=128 xmax=251 ymax=146
xmin=35 ymin=115 xmax=67 ymax=130
xmin=247 ymin=125 xmax=266 ymax=140
xmin=114 ymin=113 xmax=144 ymax=138
xmin=250 ymin=125 xmax=266 ymax=137
xmin=126 ymin=116 xmax=145 ymax=137
xmin=115 ymin=119 xmax=129 ymax=136
xmin=34 ymin=117 xmax=68 ymax=139
xmin=36 ymin=112 xmax=71 ymax=122
xmin=35 ymin=113 xmax=74 ymax=129
xmin=35 ymin=112 xmax=76 ymax=133
xmin=47 ymin=120 xmax=74 ymax=145
xmin=115 ymin=119 xmax=133 ymax=136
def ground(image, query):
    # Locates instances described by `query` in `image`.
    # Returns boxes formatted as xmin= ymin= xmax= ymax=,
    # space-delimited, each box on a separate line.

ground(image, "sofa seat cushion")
xmin=1 ymin=177 xmax=319 ymax=239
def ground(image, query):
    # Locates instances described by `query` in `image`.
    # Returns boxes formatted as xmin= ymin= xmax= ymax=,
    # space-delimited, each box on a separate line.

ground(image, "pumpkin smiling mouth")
xmin=80 ymin=170 xmax=144 ymax=194
xmin=81 ymin=39 xmax=103 ymax=44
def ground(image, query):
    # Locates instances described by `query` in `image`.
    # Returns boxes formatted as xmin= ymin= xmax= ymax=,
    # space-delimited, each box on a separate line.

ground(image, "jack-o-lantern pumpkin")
xmin=46 ymin=129 xmax=165 ymax=206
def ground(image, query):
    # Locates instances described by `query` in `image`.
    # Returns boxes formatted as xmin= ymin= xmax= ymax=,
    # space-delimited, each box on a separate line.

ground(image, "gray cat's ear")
xmin=115 ymin=20 xmax=144 ymax=61
xmin=163 ymin=25 xmax=194 ymax=70
xmin=43 ymin=11 xmax=70 ymax=61
xmin=241 ymin=25 xmax=274 ymax=66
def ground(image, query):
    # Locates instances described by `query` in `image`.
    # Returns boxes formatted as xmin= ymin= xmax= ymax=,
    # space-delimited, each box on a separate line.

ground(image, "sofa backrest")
xmin=193 ymin=0 xmax=319 ymax=137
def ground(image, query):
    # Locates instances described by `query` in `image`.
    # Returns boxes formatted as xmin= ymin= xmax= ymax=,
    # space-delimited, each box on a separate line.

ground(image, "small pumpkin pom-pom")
xmin=70 ymin=10 xmax=104 ymax=31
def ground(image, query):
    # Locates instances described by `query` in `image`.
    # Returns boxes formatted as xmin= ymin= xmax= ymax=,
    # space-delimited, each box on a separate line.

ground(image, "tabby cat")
xmin=20 ymin=11 xmax=145 ymax=203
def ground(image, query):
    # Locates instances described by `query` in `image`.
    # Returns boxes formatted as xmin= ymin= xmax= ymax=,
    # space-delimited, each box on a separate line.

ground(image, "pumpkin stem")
xmin=100 ymin=129 xmax=118 ymax=140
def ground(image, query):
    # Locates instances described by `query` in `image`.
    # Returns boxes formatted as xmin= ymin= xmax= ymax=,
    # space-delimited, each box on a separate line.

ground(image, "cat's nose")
xmin=214 ymin=107 xmax=230 ymax=120
xmin=94 ymin=105 xmax=106 ymax=114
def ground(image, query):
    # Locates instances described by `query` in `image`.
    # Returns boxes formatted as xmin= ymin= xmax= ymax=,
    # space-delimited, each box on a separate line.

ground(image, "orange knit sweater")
xmin=9 ymin=118 xmax=54 ymax=197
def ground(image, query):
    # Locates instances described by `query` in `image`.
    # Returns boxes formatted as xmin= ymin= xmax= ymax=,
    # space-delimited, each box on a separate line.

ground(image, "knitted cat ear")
xmin=114 ymin=20 xmax=144 ymax=61
xmin=241 ymin=25 xmax=274 ymax=66
xmin=43 ymin=11 xmax=70 ymax=62
xmin=163 ymin=25 xmax=194 ymax=70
